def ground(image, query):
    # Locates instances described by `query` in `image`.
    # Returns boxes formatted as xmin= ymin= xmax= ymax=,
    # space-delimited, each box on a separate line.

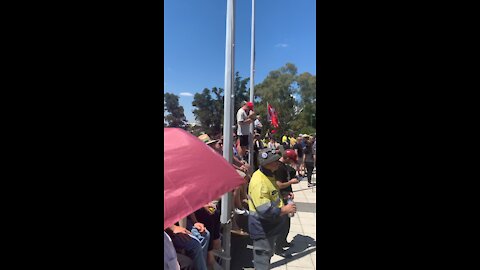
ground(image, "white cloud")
xmin=179 ymin=92 xmax=194 ymax=97
xmin=275 ymin=43 xmax=289 ymax=48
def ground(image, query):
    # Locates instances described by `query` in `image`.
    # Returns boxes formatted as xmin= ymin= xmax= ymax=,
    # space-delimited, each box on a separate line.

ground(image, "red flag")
xmin=268 ymin=103 xmax=279 ymax=128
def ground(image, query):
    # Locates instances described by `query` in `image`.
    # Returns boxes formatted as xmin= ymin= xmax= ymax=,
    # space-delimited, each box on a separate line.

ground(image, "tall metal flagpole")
xmin=248 ymin=0 xmax=256 ymax=173
xmin=221 ymin=0 xmax=235 ymax=270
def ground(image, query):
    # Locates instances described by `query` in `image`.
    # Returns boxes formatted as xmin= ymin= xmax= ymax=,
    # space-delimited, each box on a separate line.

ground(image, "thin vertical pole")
xmin=248 ymin=0 xmax=256 ymax=173
xmin=221 ymin=0 xmax=235 ymax=270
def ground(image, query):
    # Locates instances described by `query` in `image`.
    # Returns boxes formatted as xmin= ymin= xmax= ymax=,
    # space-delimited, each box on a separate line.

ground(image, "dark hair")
xmin=212 ymin=134 xmax=223 ymax=140
xmin=305 ymin=140 xmax=313 ymax=154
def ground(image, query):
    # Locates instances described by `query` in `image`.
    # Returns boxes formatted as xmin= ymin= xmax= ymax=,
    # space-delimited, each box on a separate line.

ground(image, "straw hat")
xmin=198 ymin=134 xmax=219 ymax=145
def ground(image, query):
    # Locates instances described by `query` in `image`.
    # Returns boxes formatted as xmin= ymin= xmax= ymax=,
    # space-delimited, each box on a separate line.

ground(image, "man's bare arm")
xmin=276 ymin=178 xmax=299 ymax=189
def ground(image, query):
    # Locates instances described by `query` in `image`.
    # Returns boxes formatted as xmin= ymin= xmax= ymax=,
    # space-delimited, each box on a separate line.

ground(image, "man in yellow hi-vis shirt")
xmin=248 ymin=149 xmax=297 ymax=270
xmin=281 ymin=131 xmax=296 ymax=149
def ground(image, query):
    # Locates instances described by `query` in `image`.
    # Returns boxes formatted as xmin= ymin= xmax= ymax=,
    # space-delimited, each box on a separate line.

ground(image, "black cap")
xmin=258 ymin=149 xmax=281 ymax=166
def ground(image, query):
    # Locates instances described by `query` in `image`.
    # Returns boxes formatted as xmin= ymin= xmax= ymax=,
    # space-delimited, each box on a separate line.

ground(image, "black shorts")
xmin=238 ymin=135 xmax=249 ymax=147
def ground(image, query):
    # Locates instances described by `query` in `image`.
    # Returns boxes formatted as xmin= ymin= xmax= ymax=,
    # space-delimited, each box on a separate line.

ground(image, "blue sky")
xmin=164 ymin=0 xmax=316 ymax=123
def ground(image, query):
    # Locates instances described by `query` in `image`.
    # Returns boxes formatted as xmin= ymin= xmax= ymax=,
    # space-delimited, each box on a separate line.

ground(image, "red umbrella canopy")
xmin=164 ymin=128 xmax=245 ymax=230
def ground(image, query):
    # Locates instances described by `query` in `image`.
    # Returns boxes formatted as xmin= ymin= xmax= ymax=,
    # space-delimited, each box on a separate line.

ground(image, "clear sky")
xmin=164 ymin=0 xmax=316 ymax=123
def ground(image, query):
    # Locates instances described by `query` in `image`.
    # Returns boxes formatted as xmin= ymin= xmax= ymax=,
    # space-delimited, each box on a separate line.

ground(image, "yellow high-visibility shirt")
xmin=248 ymin=169 xmax=285 ymax=239
xmin=289 ymin=137 xmax=297 ymax=146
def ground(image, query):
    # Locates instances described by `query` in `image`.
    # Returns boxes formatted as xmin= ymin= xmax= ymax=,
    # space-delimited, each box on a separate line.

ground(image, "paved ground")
xmin=229 ymin=172 xmax=317 ymax=270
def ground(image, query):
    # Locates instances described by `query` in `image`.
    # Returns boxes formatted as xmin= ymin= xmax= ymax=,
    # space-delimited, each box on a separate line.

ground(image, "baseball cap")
xmin=284 ymin=149 xmax=298 ymax=163
xmin=246 ymin=101 xmax=254 ymax=110
xmin=258 ymin=149 xmax=281 ymax=166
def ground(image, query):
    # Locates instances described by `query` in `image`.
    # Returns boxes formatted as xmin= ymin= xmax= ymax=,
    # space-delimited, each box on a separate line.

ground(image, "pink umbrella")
xmin=164 ymin=128 xmax=245 ymax=230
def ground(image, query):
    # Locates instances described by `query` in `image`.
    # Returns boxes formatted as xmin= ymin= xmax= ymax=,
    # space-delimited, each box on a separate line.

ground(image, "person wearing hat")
xmin=236 ymin=101 xmax=256 ymax=161
xmin=232 ymin=169 xmax=251 ymax=236
xmin=200 ymin=134 xmax=250 ymax=174
xmin=247 ymin=149 xmax=297 ymax=270
xmin=273 ymin=149 xmax=301 ymax=255
xmin=197 ymin=134 xmax=219 ymax=146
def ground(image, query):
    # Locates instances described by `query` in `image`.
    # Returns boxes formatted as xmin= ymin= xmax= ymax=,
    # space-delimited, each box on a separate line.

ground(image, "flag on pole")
xmin=267 ymin=102 xmax=279 ymax=128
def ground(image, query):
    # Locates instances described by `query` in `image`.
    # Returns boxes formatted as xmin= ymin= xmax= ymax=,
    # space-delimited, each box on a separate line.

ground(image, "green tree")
xmin=189 ymin=65 xmax=316 ymax=137
xmin=164 ymin=92 xmax=188 ymax=129
xmin=192 ymin=87 xmax=224 ymax=136
xmin=291 ymin=72 xmax=316 ymax=133
xmin=254 ymin=63 xmax=298 ymax=136
xmin=234 ymin=71 xmax=250 ymax=110
xmin=191 ymin=72 xmax=251 ymax=137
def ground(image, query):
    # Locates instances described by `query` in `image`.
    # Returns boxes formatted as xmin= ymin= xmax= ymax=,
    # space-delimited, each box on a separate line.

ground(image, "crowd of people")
xmin=164 ymin=100 xmax=317 ymax=270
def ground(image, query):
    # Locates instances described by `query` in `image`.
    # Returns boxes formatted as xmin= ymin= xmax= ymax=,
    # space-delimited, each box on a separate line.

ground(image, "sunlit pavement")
xmin=229 ymin=172 xmax=317 ymax=270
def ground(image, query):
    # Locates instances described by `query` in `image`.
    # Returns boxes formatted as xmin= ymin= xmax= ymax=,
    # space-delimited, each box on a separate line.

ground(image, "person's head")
xmin=297 ymin=136 xmax=303 ymax=142
xmin=264 ymin=160 xmax=281 ymax=171
xmin=241 ymin=101 xmax=254 ymax=111
xmin=258 ymin=149 xmax=282 ymax=172
xmin=270 ymin=137 xmax=275 ymax=143
xmin=256 ymin=115 xmax=260 ymax=119
xmin=305 ymin=138 xmax=313 ymax=149
xmin=254 ymin=133 xmax=260 ymax=140
xmin=213 ymin=139 xmax=223 ymax=151
xmin=282 ymin=149 xmax=298 ymax=165
xmin=205 ymin=137 xmax=220 ymax=149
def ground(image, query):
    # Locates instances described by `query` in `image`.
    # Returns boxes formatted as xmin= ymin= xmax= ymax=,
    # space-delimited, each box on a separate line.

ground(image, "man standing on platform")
xmin=236 ymin=101 xmax=256 ymax=161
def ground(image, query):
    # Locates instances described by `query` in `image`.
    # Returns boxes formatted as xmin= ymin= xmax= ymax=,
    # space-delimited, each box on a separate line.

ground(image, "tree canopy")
xmin=192 ymin=87 xmax=223 ymax=136
xmin=192 ymin=72 xmax=252 ymax=137
xmin=164 ymin=92 xmax=187 ymax=129
xmin=188 ymin=63 xmax=316 ymax=138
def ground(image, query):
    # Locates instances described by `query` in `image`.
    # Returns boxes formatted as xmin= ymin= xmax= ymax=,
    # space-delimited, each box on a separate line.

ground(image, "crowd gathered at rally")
xmin=164 ymin=100 xmax=317 ymax=270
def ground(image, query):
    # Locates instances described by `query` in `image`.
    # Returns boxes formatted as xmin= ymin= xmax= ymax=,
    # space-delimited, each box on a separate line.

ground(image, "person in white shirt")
xmin=254 ymin=115 xmax=263 ymax=134
xmin=236 ymin=101 xmax=255 ymax=160
xmin=267 ymin=137 xmax=280 ymax=153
